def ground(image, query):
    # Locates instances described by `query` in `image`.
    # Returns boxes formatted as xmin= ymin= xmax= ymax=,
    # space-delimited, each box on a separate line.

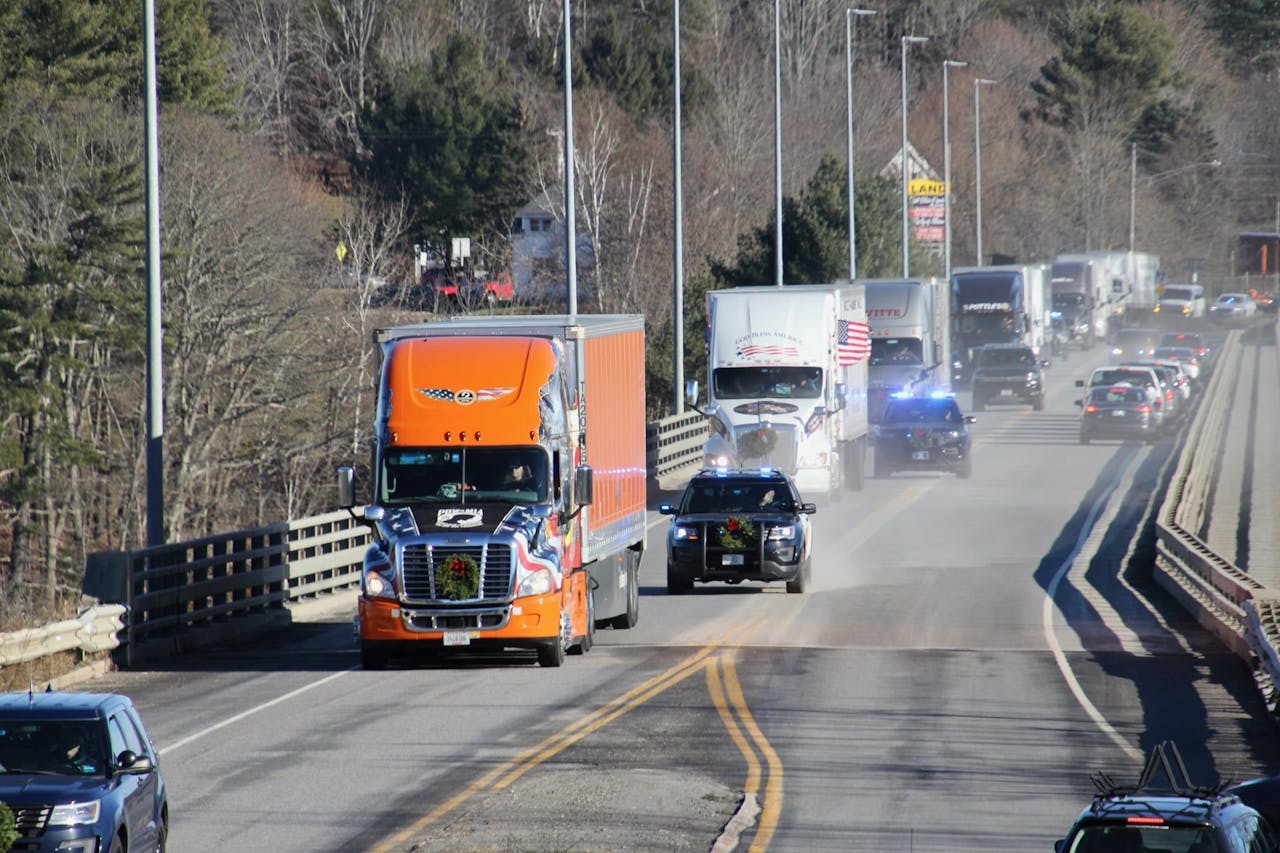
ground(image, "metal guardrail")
xmin=0 ymin=415 xmax=711 ymax=667
xmin=0 ymin=606 xmax=126 ymax=665
xmin=1149 ymin=330 xmax=1280 ymax=710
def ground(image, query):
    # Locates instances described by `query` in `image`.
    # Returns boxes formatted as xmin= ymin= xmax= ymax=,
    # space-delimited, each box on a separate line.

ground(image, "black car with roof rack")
xmin=660 ymin=467 xmax=815 ymax=595
xmin=1056 ymin=742 xmax=1277 ymax=852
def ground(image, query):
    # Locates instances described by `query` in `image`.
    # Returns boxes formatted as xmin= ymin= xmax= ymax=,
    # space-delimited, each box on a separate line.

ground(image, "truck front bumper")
xmin=358 ymin=592 xmax=562 ymax=647
xmin=791 ymin=467 xmax=833 ymax=497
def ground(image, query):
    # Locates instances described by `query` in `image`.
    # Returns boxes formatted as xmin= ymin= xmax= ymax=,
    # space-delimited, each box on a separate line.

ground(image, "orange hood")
xmin=382 ymin=336 xmax=556 ymax=446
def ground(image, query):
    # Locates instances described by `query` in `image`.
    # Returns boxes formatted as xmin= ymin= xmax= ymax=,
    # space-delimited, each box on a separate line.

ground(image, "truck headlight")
xmin=706 ymin=453 xmax=731 ymax=467
xmin=517 ymin=567 xmax=557 ymax=597
xmin=363 ymin=552 xmax=397 ymax=599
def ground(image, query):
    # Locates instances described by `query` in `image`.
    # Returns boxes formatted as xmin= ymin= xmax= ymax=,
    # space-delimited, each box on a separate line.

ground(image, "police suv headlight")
xmin=947 ymin=430 xmax=962 ymax=439
xmin=49 ymin=800 xmax=101 ymax=827
xmin=517 ymin=567 xmax=557 ymax=597
xmin=671 ymin=525 xmax=698 ymax=542
xmin=766 ymin=524 xmax=798 ymax=542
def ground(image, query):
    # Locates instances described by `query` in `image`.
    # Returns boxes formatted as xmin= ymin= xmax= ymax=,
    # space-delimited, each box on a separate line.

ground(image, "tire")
xmin=1032 ymin=394 xmax=1045 ymax=412
xmin=667 ymin=563 xmax=692 ymax=595
xmin=872 ymin=450 xmax=891 ymax=479
xmin=786 ymin=561 xmax=807 ymax=594
xmin=156 ymin=814 xmax=168 ymax=853
xmin=606 ymin=550 xmax=639 ymax=629
xmin=108 ymin=834 xmax=124 ymax=853
xmin=956 ymin=455 xmax=972 ymax=479
xmin=360 ymin=642 xmax=389 ymax=670
xmin=537 ymin=633 xmax=566 ymax=667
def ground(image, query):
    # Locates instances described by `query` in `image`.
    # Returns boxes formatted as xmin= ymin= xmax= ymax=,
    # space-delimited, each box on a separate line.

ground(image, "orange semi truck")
xmin=337 ymin=314 xmax=646 ymax=668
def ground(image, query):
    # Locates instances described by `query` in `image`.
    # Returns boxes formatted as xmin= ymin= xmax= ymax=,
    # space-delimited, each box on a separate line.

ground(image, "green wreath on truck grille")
xmin=435 ymin=553 xmax=480 ymax=600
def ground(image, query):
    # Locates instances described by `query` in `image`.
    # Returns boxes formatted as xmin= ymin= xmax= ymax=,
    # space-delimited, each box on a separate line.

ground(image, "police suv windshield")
xmin=881 ymin=398 xmax=963 ymax=424
xmin=0 ymin=720 xmax=107 ymax=777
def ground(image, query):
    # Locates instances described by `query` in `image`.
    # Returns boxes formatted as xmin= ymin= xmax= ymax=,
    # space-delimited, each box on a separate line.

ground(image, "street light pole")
xmin=672 ymin=0 xmax=684 ymax=413
xmin=774 ymin=0 xmax=784 ymax=287
xmin=846 ymin=8 xmax=877 ymax=282
xmin=1128 ymin=146 xmax=1221 ymax=252
xmin=973 ymin=77 xmax=996 ymax=266
xmin=901 ymin=35 xmax=929 ymax=278
xmin=942 ymin=59 xmax=967 ymax=283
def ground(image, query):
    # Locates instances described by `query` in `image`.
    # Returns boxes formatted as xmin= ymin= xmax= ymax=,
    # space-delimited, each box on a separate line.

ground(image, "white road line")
xmin=157 ymin=668 xmax=357 ymax=756
xmin=1043 ymin=452 xmax=1144 ymax=762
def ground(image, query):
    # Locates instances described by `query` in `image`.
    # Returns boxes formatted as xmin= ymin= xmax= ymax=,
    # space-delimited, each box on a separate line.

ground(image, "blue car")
xmin=0 ymin=691 xmax=167 ymax=852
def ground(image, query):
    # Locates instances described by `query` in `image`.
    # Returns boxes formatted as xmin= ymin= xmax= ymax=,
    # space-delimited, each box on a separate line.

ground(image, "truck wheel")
xmin=845 ymin=442 xmax=865 ymax=492
xmin=537 ymin=635 xmax=566 ymax=667
xmin=360 ymin=642 xmax=389 ymax=670
xmin=667 ymin=563 xmax=692 ymax=595
xmin=607 ymin=550 xmax=640 ymax=629
xmin=786 ymin=561 xmax=807 ymax=594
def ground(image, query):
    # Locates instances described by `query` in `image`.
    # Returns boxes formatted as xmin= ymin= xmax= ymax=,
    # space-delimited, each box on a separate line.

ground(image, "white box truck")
xmin=863 ymin=278 xmax=951 ymax=422
xmin=695 ymin=284 xmax=870 ymax=500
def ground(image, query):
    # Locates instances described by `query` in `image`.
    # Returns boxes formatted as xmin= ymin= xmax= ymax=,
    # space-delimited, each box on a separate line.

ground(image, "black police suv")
xmin=1057 ymin=742 xmax=1278 ymax=853
xmin=0 ymin=691 xmax=168 ymax=853
xmin=871 ymin=393 xmax=974 ymax=479
xmin=660 ymin=467 xmax=815 ymax=595
xmin=969 ymin=342 xmax=1047 ymax=411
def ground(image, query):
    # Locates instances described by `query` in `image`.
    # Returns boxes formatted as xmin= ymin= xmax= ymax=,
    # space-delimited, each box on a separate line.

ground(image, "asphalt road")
xmin=83 ymin=322 xmax=1280 ymax=852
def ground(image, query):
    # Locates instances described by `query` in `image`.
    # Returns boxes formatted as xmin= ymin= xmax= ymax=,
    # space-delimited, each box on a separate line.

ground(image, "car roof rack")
xmin=1091 ymin=741 xmax=1228 ymax=802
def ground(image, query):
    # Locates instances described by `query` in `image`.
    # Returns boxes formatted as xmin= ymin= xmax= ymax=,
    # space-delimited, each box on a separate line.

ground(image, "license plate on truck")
xmin=722 ymin=553 xmax=744 ymax=566
xmin=912 ymin=450 xmax=930 ymax=460
xmin=443 ymin=630 xmax=472 ymax=646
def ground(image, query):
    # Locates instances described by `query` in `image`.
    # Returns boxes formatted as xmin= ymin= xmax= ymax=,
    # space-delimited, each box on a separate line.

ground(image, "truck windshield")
xmin=870 ymin=338 xmax=923 ymax=366
xmin=1162 ymin=286 xmax=1196 ymax=300
xmin=713 ymin=366 xmax=822 ymax=399
xmin=380 ymin=448 xmax=549 ymax=504
xmin=955 ymin=313 xmax=1012 ymax=336
xmin=1053 ymin=292 xmax=1086 ymax=309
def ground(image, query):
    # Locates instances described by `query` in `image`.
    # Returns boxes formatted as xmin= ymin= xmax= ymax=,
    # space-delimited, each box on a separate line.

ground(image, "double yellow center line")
xmin=369 ymin=618 xmax=782 ymax=852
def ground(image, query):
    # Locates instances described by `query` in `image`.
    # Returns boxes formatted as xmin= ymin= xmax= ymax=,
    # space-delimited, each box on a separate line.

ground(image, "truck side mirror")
xmin=337 ymin=466 xmax=356 ymax=509
xmin=684 ymin=379 xmax=700 ymax=407
xmin=833 ymin=382 xmax=846 ymax=411
xmin=574 ymin=465 xmax=594 ymax=507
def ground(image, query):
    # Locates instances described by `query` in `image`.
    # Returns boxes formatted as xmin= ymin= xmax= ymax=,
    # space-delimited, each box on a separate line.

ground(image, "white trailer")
xmin=697 ymin=284 xmax=870 ymax=500
xmin=863 ymin=278 xmax=951 ymax=421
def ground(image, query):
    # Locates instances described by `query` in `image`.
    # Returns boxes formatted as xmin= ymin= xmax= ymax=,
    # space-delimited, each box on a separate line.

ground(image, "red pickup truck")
xmin=423 ymin=269 xmax=515 ymax=307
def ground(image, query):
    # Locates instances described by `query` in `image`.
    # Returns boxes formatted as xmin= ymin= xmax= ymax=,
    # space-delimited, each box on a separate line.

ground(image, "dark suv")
xmin=660 ymin=467 xmax=815 ymax=594
xmin=871 ymin=393 xmax=974 ymax=478
xmin=1057 ymin=742 xmax=1277 ymax=853
xmin=0 ymin=691 xmax=168 ymax=853
xmin=969 ymin=343 xmax=1047 ymax=411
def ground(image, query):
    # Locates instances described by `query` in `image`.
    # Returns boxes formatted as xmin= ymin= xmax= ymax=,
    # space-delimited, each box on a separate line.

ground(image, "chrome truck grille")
xmin=400 ymin=543 xmax=514 ymax=603
xmin=733 ymin=424 xmax=798 ymax=471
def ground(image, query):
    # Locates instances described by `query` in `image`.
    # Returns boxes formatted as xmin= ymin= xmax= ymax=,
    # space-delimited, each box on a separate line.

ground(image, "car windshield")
xmin=976 ymin=348 xmax=1035 ymax=368
xmin=1065 ymin=823 xmax=1217 ymax=852
xmin=1218 ymin=294 xmax=1243 ymax=304
xmin=882 ymin=398 xmax=963 ymax=423
xmin=380 ymin=447 xmax=549 ymax=504
xmin=712 ymin=366 xmax=822 ymax=399
xmin=1161 ymin=333 xmax=1203 ymax=348
xmin=1154 ymin=347 xmax=1195 ymax=361
xmin=1090 ymin=369 xmax=1154 ymax=388
xmin=681 ymin=480 xmax=793 ymax=514
xmin=0 ymin=720 xmax=107 ymax=777
xmin=1089 ymin=386 xmax=1147 ymax=404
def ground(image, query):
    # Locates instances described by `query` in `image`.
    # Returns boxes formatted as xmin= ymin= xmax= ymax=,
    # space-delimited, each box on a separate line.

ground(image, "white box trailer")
xmin=863 ymin=277 xmax=951 ymax=422
xmin=698 ymin=284 xmax=870 ymax=500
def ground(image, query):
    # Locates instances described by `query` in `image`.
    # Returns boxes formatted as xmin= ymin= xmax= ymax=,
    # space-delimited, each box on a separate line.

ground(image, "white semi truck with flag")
xmin=692 ymin=284 xmax=870 ymax=501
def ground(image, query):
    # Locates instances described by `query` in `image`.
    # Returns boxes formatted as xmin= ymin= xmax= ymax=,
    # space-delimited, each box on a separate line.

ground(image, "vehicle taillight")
xmin=1139 ymin=404 xmax=1151 ymax=413
xmin=1165 ymin=389 xmax=1174 ymax=401
xmin=1084 ymin=404 xmax=1098 ymax=414
xmin=1126 ymin=816 xmax=1165 ymax=826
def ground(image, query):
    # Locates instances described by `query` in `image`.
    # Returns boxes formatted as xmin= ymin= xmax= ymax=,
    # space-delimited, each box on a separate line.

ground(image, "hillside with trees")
xmin=0 ymin=0 xmax=1274 ymax=629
